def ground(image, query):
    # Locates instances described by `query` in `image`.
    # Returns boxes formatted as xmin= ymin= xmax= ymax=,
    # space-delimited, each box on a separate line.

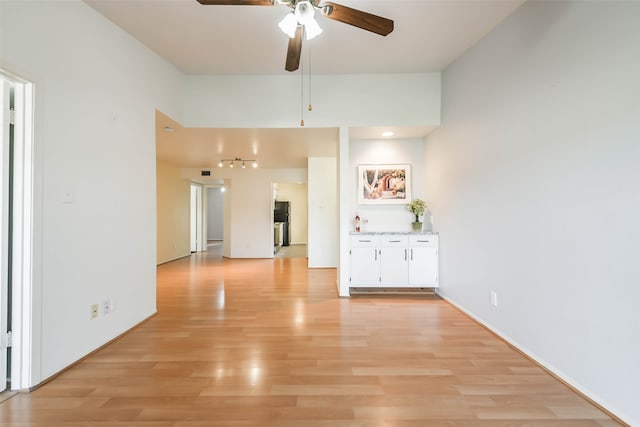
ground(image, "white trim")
xmin=190 ymin=184 xmax=205 ymax=253
xmin=199 ymin=185 xmax=207 ymax=253
xmin=0 ymin=78 xmax=10 ymax=392
xmin=0 ymin=70 xmax=35 ymax=390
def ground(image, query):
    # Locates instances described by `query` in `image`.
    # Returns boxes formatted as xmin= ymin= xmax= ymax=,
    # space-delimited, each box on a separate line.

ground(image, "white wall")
xmin=183 ymin=73 xmax=440 ymax=128
xmin=1 ymin=1 xmax=183 ymax=384
xmin=425 ymin=1 xmax=640 ymax=424
xmin=349 ymin=139 xmax=427 ymax=233
xmin=206 ymin=187 xmax=224 ymax=241
xmin=308 ymin=157 xmax=337 ymax=268
xmin=337 ymin=128 xmax=350 ymax=296
xmin=157 ymin=160 xmax=190 ymax=264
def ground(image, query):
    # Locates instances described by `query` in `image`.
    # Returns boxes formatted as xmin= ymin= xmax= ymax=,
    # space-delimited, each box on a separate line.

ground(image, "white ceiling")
xmin=86 ymin=0 xmax=524 ymax=169
xmin=156 ymin=111 xmax=339 ymax=169
xmin=85 ymin=0 xmax=524 ymax=75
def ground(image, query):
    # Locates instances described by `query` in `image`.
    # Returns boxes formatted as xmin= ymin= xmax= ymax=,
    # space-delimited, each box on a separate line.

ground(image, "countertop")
xmin=349 ymin=231 xmax=438 ymax=235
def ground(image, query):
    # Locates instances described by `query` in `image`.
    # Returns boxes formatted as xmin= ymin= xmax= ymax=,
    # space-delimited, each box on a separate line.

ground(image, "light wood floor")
xmin=275 ymin=244 xmax=307 ymax=259
xmin=0 ymin=250 xmax=622 ymax=426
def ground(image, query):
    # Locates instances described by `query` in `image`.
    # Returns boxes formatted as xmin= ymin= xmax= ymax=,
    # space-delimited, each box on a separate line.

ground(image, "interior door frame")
xmin=0 ymin=76 xmax=11 ymax=393
xmin=190 ymin=184 xmax=204 ymax=253
xmin=0 ymin=70 xmax=35 ymax=391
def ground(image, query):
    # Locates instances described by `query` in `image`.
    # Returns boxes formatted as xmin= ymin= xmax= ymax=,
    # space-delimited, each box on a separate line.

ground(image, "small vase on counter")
xmin=408 ymin=198 xmax=427 ymax=233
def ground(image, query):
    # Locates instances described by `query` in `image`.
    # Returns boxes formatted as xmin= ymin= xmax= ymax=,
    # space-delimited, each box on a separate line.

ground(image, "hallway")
xmin=0 ymin=253 xmax=620 ymax=426
xmin=274 ymin=243 xmax=307 ymax=259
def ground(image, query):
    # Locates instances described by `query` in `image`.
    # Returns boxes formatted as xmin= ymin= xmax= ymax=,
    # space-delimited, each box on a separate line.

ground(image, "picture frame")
xmin=358 ymin=164 xmax=411 ymax=204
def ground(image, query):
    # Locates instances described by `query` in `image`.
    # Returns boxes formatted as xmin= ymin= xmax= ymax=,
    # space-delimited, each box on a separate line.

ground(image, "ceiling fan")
xmin=196 ymin=0 xmax=394 ymax=72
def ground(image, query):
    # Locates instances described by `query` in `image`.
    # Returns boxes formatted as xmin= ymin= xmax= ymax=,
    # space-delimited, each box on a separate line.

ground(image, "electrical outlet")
xmin=90 ymin=304 xmax=99 ymax=319
xmin=490 ymin=291 xmax=498 ymax=307
xmin=103 ymin=298 xmax=113 ymax=315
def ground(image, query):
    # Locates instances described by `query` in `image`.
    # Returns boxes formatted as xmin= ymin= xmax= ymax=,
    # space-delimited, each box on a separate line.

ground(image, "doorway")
xmin=205 ymin=186 xmax=224 ymax=253
xmin=0 ymin=70 xmax=34 ymax=392
xmin=272 ymin=182 xmax=308 ymax=259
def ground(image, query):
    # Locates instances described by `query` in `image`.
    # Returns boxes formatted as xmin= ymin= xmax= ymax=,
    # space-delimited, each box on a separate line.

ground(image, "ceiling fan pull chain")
xmin=308 ymin=41 xmax=313 ymax=111
xmin=300 ymin=46 xmax=305 ymax=127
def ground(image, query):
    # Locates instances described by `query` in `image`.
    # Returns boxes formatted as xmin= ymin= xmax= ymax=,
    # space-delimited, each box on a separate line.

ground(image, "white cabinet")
xmin=349 ymin=233 xmax=439 ymax=289
xmin=349 ymin=236 xmax=380 ymax=286
xmin=380 ymin=236 xmax=408 ymax=287
xmin=408 ymin=235 xmax=439 ymax=287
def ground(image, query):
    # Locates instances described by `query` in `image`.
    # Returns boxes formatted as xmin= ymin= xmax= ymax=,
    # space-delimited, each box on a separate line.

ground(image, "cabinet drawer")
xmin=381 ymin=235 xmax=408 ymax=247
xmin=350 ymin=235 xmax=380 ymax=248
xmin=409 ymin=235 xmax=438 ymax=248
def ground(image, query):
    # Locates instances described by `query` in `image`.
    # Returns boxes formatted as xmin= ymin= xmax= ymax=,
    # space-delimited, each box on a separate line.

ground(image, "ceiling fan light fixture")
xmin=218 ymin=160 xmax=223 ymax=167
xmin=294 ymin=0 xmax=314 ymax=24
xmin=304 ymin=17 xmax=322 ymax=40
xmin=278 ymin=12 xmax=298 ymax=38
xmin=252 ymin=161 xmax=258 ymax=168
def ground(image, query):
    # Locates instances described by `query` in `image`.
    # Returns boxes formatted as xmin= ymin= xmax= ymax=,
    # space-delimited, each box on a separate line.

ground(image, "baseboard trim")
xmin=349 ymin=287 xmax=439 ymax=296
xmin=157 ymin=254 xmax=190 ymax=265
xmin=437 ymin=292 xmax=630 ymax=427
xmin=28 ymin=312 xmax=157 ymax=392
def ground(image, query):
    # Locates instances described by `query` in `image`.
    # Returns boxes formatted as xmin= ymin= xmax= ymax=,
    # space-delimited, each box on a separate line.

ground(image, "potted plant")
xmin=408 ymin=198 xmax=427 ymax=232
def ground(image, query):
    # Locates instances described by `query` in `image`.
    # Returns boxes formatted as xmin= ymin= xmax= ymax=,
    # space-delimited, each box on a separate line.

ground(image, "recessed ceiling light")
xmin=163 ymin=126 xmax=174 ymax=132
xmin=382 ymin=131 xmax=394 ymax=137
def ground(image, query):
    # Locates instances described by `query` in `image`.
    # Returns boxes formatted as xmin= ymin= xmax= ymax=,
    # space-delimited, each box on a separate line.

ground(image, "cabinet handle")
xmin=388 ymin=240 xmax=401 ymax=243
xmin=374 ymin=249 xmax=377 ymax=261
xmin=417 ymin=240 xmax=430 ymax=243
xmin=405 ymin=249 xmax=407 ymax=261
xmin=411 ymin=248 xmax=414 ymax=260
xmin=359 ymin=239 xmax=371 ymax=243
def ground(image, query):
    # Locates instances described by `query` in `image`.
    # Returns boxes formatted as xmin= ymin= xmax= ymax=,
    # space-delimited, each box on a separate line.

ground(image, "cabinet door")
xmin=408 ymin=235 xmax=439 ymax=287
xmin=408 ymin=247 xmax=438 ymax=286
xmin=350 ymin=247 xmax=380 ymax=286
xmin=380 ymin=246 xmax=409 ymax=287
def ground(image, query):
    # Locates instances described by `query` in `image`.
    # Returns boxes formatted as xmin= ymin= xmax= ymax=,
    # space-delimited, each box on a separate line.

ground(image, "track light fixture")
xmin=218 ymin=157 xmax=258 ymax=169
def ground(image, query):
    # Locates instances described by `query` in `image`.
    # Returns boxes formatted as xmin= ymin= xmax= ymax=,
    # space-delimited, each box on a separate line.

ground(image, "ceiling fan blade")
xmin=285 ymin=26 xmax=303 ymax=72
xmin=196 ymin=0 xmax=274 ymax=5
xmin=321 ymin=1 xmax=393 ymax=36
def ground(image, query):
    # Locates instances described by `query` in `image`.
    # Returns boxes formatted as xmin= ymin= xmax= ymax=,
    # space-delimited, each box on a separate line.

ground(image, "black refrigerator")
xmin=274 ymin=201 xmax=290 ymax=246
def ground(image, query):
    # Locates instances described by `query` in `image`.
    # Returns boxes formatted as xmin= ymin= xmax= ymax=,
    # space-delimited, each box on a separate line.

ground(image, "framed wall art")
xmin=358 ymin=164 xmax=411 ymax=204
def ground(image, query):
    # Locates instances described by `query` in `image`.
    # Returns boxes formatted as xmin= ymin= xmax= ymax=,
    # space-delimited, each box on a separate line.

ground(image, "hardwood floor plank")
xmin=0 ymin=250 xmax=623 ymax=426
